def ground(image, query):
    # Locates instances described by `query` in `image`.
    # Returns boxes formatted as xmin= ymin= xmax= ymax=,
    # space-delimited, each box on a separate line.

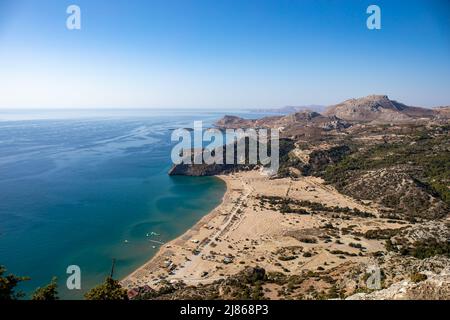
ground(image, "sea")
xmin=0 ymin=108 xmax=271 ymax=299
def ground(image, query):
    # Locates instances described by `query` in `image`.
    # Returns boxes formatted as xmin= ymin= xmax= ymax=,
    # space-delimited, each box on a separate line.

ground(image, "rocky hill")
xmin=215 ymin=111 xmax=351 ymax=139
xmin=215 ymin=95 xmax=444 ymax=139
xmin=215 ymin=111 xmax=326 ymax=129
xmin=218 ymin=95 xmax=441 ymax=129
xmin=323 ymin=95 xmax=436 ymax=123
xmin=434 ymin=106 xmax=450 ymax=121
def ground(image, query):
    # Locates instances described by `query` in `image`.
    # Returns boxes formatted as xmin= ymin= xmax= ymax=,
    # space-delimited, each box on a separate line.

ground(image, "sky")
xmin=0 ymin=0 xmax=449 ymax=109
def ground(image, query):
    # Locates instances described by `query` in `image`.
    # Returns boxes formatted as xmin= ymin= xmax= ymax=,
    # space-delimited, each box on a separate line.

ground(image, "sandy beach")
xmin=121 ymin=170 xmax=408 ymax=291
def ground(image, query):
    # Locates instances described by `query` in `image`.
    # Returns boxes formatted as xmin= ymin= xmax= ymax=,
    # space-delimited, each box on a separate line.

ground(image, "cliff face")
xmin=168 ymin=138 xmax=263 ymax=176
xmin=168 ymin=163 xmax=255 ymax=176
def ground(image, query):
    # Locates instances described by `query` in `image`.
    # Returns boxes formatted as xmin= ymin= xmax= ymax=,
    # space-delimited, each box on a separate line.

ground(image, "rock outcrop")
xmin=347 ymin=268 xmax=450 ymax=300
xmin=168 ymin=162 xmax=255 ymax=176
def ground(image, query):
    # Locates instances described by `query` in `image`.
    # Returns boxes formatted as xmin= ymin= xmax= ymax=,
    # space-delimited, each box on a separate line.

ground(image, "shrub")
xmin=410 ymin=273 xmax=428 ymax=283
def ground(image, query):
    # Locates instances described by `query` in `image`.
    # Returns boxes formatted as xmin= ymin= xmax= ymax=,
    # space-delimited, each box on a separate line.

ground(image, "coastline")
xmin=121 ymin=174 xmax=238 ymax=289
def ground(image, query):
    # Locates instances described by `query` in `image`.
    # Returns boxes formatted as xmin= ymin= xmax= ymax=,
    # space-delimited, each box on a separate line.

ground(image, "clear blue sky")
xmin=0 ymin=0 xmax=449 ymax=108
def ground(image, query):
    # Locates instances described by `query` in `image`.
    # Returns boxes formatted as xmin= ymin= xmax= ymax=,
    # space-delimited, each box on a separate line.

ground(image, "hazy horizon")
xmin=0 ymin=94 xmax=446 ymax=111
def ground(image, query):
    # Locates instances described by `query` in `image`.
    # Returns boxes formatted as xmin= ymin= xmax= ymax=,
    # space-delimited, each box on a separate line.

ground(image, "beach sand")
xmin=121 ymin=170 xmax=407 ymax=290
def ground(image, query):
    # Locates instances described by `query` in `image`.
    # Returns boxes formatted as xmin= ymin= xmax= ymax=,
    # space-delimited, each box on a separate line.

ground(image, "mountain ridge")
xmin=323 ymin=95 xmax=436 ymax=123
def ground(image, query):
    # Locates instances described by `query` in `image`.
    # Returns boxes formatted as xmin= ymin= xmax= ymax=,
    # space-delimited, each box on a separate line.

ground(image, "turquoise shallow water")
xmin=0 ymin=109 xmax=235 ymax=299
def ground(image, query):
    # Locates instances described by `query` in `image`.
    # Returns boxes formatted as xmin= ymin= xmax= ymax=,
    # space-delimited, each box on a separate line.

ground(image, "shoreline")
xmin=121 ymin=174 xmax=237 ymax=289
